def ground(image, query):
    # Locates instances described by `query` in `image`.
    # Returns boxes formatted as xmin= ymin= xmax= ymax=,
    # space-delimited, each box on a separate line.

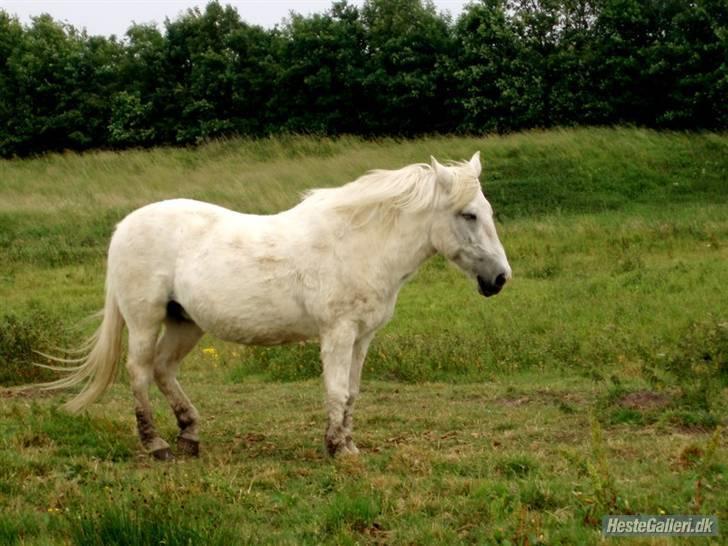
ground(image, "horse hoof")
xmin=151 ymin=447 xmax=175 ymax=461
xmin=177 ymin=437 xmax=200 ymax=457
xmin=345 ymin=439 xmax=360 ymax=455
xmin=324 ymin=436 xmax=340 ymax=458
xmin=325 ymin=436 xmax=357 ymax=458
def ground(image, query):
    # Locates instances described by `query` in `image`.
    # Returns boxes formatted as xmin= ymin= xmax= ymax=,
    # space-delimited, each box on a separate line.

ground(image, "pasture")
xmin=0 ymin=128 xmax=726 ymax=544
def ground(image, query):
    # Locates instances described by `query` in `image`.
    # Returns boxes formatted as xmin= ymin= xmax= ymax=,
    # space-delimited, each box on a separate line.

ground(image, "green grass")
xmin=1 ymin=127 xmax=726 ymax=267
xmin=1 ymin=378 xmax=725 ymax=544
xmin=0 ymin=128 xmax=726 ymax=544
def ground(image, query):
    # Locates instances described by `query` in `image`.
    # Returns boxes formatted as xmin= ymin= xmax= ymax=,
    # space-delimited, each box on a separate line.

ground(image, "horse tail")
xmin=34 ymin=279 xmax=125 ymax=414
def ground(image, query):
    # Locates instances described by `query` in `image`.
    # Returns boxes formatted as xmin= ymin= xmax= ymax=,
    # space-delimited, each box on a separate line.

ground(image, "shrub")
xmin=0 ymin=309 xmax=68 ymax=386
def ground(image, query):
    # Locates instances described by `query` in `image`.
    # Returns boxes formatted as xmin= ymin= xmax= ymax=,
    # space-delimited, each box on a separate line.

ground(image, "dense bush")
xmin=0 ymin=309 xmax=69 ymax=385
xmin=1 ymin=0 xmax=727 ymax=156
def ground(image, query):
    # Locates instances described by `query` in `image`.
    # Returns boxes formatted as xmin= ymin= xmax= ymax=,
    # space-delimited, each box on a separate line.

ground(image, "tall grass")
xmin=1 ymin=128 xmax=726 ymax=390
xmin=1 ymin=128 xmax=726 ymax=267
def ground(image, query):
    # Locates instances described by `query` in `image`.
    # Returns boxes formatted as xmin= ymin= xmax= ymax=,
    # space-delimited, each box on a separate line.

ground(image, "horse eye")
xmin=460 ymin=212 xmax=477 ymax=222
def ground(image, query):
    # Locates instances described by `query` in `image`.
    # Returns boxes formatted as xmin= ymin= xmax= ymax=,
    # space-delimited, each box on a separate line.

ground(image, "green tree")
xmin=454 ymin=0 xmax=527 ymax=131
xmin=0 ymin=14 xmax=123 ymax=154
xmin=544 ymin=0 xmax=605 ymax=125
xmin=272 ymin=1 xmax=368 ymax=133
xmin=110 ymin=24 xmax=166 ymax=147
xmin=360 ymin=0 xmax=456 ymax=134
xmin=2 ymin=0 xmax=728 ymax=156
xmin=163 ymin=2 xmax=242 ymax=143
xmin=589 ymin=0 xmax=660 ymax=125
xmin=645 ymin=0 xmax=728 ymax=128
xmin=508 ymin=0 xmax=577 ymax=128
xmin=226 ymin=21 xmax=279 ymax=135
xmin=0 ymin=12 xmax=26 ymax=156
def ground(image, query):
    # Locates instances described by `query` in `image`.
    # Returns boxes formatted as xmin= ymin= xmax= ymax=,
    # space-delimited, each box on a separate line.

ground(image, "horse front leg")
xmin=342 ymin=332 xmax=374 ymax=455
xmin=320 ymin=323 xmax=357 ymax=457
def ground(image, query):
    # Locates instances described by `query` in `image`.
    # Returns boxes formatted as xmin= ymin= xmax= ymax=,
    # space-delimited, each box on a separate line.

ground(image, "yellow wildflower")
xmin=202 ymin=347 xmax=219 ymax=358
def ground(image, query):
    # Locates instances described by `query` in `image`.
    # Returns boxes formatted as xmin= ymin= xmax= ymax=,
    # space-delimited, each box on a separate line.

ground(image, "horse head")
xmin=429 ymin=152 xmax=512 ymax=297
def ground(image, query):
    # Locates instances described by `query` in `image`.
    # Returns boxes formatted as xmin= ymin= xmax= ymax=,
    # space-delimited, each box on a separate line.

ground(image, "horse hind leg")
xmin=126 ymin=321 xmax=173 ymax=460
xmin=153 ymin=316 xmax=204 ymax=457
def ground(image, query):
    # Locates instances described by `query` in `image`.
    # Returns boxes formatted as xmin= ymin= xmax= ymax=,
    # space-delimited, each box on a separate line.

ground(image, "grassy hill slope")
xmin=0 ymin=128 xmax=726 ymax=544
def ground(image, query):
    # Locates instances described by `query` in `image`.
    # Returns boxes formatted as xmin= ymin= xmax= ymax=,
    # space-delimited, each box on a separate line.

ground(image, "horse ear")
xmin=469 ymin=151 xmax=482 ymax=177
xmin=430 ymin=155 xmax=454 ymax=192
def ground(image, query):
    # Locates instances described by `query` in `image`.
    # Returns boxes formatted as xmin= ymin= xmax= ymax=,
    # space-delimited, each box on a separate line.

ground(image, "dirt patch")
xmin=360 ymin=521 xmax=390 ymax=544
xmin=494 ymin=396 xmax=531 ymax=407
xmin=495 ymin=390 xmax=587 ymax=407
xmin=535 ymin=390 xmax=588 ymax=404
xmin=619 ymin=390 xmax=672 ymax=410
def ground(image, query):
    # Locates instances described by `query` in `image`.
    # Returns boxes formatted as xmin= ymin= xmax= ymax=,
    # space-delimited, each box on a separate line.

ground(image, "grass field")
xmin=0 ymin=128 xmax=726 ymax=544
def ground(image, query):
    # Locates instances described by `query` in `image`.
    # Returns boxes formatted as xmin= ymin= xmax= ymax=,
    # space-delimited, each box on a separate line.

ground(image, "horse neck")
xmin=351 ymin=210 xmax=436 ymax=289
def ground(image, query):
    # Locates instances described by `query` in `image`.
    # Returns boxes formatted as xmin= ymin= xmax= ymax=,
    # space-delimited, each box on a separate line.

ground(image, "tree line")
xmin=1 ymin=0 xmax=726 ymax=157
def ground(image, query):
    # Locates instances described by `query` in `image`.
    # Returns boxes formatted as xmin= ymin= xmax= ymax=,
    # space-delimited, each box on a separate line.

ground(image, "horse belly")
xmin=214 ymin=303 xmax=318 ymax=346
xmin=176 ymin=271 xmax=319 ymax=346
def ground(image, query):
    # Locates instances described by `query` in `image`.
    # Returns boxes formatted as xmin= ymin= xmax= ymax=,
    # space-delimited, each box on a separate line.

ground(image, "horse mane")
xmin=300 ymin=161 xmax=481 ymax=227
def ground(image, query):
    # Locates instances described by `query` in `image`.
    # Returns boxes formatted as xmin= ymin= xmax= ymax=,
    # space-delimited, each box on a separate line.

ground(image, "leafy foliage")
xmin=1 ymin=0 xmax=727 ymax=156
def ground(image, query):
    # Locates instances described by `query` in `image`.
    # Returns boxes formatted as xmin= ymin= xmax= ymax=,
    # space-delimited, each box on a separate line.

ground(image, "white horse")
xmin=38 ymin=153 xmax=511 ymax=460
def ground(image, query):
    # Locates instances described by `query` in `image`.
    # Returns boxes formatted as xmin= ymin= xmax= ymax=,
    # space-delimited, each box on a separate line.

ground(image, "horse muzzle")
xmin=477 ymin=273 xmax=507 ymax=297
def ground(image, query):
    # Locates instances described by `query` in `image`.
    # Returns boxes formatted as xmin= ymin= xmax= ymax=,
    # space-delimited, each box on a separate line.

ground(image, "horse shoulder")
xmin=313 ymin=261 xmax=399 ymax=334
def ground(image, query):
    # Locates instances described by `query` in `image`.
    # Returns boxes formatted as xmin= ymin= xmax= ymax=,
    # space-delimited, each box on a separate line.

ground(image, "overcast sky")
xmin=1 ymin=1 xmax=468 ymax=37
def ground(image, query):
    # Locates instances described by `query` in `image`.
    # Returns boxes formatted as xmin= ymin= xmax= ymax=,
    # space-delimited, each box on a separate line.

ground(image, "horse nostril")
xmin=495 ymin=273 xmax=507 ymax=287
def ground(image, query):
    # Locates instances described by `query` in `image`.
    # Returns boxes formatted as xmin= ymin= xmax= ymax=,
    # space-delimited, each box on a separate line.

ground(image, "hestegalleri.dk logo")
xmin=602 ymin=515 xmax=719 ymax=537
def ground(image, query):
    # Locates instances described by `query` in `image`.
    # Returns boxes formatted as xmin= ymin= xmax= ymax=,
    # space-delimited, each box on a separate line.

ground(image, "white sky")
xmin=1 ymin=1 xmax=468 ymax=37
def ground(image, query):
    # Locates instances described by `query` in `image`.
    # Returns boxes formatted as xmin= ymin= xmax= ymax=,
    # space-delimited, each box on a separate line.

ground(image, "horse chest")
xmin=319 ymin=288 xmax=397 ymax=335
